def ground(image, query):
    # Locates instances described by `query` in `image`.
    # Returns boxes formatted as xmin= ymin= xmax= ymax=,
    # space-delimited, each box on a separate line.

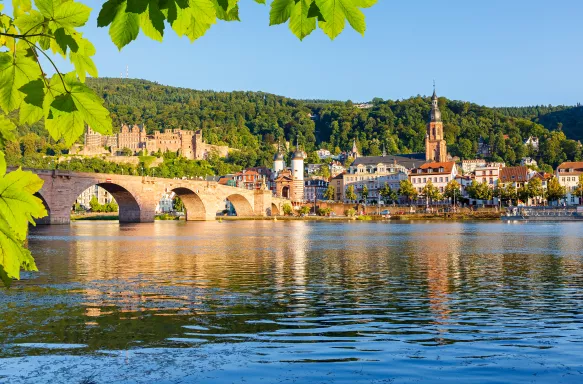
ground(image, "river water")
xmin=1 ymin=221 xmax=583 ymax=383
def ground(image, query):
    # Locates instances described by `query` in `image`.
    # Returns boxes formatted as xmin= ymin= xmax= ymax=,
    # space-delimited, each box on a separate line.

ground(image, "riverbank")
xmin=220 ymin=211 xmax=501 ymax=221
xmin=71 ymin=213 xmax=119 ymax=221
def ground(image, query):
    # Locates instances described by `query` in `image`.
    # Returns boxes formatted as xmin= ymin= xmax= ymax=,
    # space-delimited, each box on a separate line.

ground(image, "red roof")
xmin=413 ymin=161 xmax=456 ymax=175
xmin=499 ymin=166 xmax=529 ymax=182
xmin=557 ymin=162 xmax=583 ymax=174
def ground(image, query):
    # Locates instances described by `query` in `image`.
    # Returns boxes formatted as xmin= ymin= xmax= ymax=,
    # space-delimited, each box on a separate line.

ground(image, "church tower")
xmin=273 ymin=142 xmax=285 ymax=174
xmin=291 ymin=146 xmax=305 ymax=201
xmin=425 ymin=88 xmax=447 ymax=162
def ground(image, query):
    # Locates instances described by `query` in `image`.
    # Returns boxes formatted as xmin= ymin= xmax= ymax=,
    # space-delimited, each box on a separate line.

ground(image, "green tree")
xmin=89 ymin=196 xmax=101 ymax=212
xmin=526 ymin=177 xmax=544 ymax=205
xmin=443 ymin=179 xmax=461 ymax=203
xmin=398 ymin=179 xmax=418 ymax=203
xmin=345 ymin=185 xmax=357 ymax=202
xmin=324 ymin=184 xmax=335 ymax=201
xmin=421 ymin=180 xmax=441 ymax=204
xmin=173 ymin=197 xmax=185 ymax=212
xmin=379 ymin=183 xmax=397 ymax=204
xmin=299 ymin=206 xmax=311 ymax=215
xmin=282 ymin=203 xmax=293 ymax=216
xmin=574 ymin=174 xmax=583 ymax=204
xmin=546 ymin=177 xmax=566 ymax=204
xmin=361 ymin=185 xmax=369 ymax=202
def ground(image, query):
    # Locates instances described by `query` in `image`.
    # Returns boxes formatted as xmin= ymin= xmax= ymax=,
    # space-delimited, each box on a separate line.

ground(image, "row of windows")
xmin=345 ymin=175 xmax=400 ymax=182
xmin=476 ymin=170 xmax=496 ymax=176
xmin=412 ymin=177 xmax=449 ymax=184
xmin=561 ymin=177 xmax=579 ymax=182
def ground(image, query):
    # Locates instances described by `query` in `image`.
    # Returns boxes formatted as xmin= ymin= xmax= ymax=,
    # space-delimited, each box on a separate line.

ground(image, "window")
xmin=423 ymin=178 xmax=426 ymax=183
xmin=445 ymin=177 xmax=448 ymax=182
xmin=439 ymin=177 xmax=443 ymax=183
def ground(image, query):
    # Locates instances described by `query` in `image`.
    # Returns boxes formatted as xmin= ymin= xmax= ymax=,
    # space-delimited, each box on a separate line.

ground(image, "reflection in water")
xmin=1 ymin=221 xmax=583 ymax=383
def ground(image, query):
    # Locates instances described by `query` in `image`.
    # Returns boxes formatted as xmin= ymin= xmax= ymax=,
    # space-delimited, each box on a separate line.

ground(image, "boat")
xmin=501 ymin=206 xmax=583 ymax=222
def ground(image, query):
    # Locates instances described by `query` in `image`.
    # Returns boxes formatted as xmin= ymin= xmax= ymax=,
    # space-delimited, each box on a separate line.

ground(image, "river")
xmin=1 ymin=221 xmax=583 ymax=383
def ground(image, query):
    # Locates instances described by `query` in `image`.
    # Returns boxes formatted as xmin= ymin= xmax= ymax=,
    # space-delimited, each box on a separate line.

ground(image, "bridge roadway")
xmin=27 ymin=169 xmax=291 ymax=224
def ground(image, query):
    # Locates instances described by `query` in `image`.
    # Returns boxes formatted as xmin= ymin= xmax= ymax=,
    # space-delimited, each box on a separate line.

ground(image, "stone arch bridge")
xmin=29 ymin=169 xmax=291 ymax=224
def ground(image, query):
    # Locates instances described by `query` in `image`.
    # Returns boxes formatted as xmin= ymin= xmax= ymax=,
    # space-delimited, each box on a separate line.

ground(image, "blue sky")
xmin=42 ymin=1 xmax=583 ymax=106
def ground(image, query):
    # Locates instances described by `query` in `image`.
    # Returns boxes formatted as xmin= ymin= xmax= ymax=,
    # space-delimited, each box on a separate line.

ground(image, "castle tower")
xmin=273 ymin=143 xmax=285 ymax=174
xmin=291 ymin=147 xmax=305 ymax=201
xmin=425 ymin=88 xmax=447 ymax=162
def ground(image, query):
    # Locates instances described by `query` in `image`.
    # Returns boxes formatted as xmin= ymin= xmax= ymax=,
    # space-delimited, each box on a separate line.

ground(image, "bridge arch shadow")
xmin=94 ymin=183 xmax=141 ymax=223
xmin=171 ymin=187 xmax=207 ymax=220
xmin=226 ymin=193 xmax=254 ymax=217
xmin=270 ymin=203 xmax=280 ymax=216
xmin=34 ymin=192 xmax=51 ymax=225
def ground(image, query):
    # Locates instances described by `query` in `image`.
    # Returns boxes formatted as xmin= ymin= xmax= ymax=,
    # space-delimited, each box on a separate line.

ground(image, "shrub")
xmin=345 ymin=208 xmax=356 ymax=217
xmin=317 ymin=207 xmax=332 ymax=216
xmin=282 ymin=203 xmax=293 ymax=216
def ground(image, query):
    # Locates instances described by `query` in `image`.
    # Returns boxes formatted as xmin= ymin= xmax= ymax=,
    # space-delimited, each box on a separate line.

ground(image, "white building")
xmin=410 ymin=161 xmax=458 ymax=195
xmin=524 ymin=136 xmax=539 ymax=150
xmin=76 ymin=185 xmax=114 ymax=210
xmin=461 ymin=159 xmax=486 ymax=175
xmin=306 ymin=163 xmax=324 ymax=175
xmin=304 ymin=177 xmax=329 ymax=202
xmin=556 ymin=162 xmax=583 ymax=205
xmin=474 ymin=164 xmax=501 ymax=187
xmin=520 ymin=157 xmax=538 ymax=168
xmin=316 ymin=149 xmax=332 ymax=160
xmin=343 ymin=156 xmax=409 ymax=203
xmin=156 ymin=192 xmax=175 ymax=213
xmin=329 ymin=160 xmax=346 ymax=178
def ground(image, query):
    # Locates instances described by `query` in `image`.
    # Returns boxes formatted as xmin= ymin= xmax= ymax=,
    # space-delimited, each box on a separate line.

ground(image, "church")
xmin=425 ymin=89 xmax=448 ymax=162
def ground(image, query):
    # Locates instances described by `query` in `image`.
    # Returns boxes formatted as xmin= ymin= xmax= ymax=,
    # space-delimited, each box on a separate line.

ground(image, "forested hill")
xmin=81 ymin=78 xmax=583 ymax=170
xmin=494 ymin=105 xmax=583 ymax=141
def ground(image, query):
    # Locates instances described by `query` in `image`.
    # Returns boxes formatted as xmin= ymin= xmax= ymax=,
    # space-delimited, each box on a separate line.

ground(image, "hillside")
xmin=12 ymin=78 xmax=583 ymax=171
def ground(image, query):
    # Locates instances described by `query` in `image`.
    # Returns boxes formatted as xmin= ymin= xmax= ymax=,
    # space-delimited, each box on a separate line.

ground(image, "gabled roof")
xmin=413 ymin=161 xmax=456 ymax=175
xmin=557 ymin=162 xmax=583 ymax=172
xmin=500 ymin=166 xmax=529 ymax=182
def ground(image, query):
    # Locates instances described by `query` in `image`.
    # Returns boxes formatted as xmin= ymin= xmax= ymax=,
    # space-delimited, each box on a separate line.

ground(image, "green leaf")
xmin=0 ymin=215 xmax=38 ymax=284
xmin=52 ymin=1 xmax=91 ymax=30
xmin=269 ymin=0 xmax=294 ymax=26
xmin=189 ymin=0 xmax=217 ymax=25
xmin=307 ymin=1 xmax=325 ymax=21
xmin=34 ymin=0 xmax=57 ymax=19
xmin=54 ymin=28 xmax=79 ymax=55
xmin=140 ymin=0 xmax=165 ymax=41
xmin=18 ymin=79 xmax=45 ymax=124
xmin=254 ymin=0 xmax=266 ymax=3
xmin=14 ymin=9 xmax=44 ymax=36
xmin=69 ymin=37 xmax=98 ymax=81
xmin=358 ymin=0 xmax=376 ymax=8
xmin=0 ymin=115 xmax=17 ymax=144
xmin=0 ymin=152 xmax=5 ymax=176
xmin=289 ymin=0 xmax=316 ymax=40
xmin=0 ymin=168 xmax=46 ymax=240
xmin=109 ymin=1 xmax=140 ymax=50
xmin=0 ymin=51 xmax=41 ymax=113
xmin=127 ymin=0 xmax=149 ymax=13
xmin=316 ymin=0 xmax=365 ymax=39
xmin=98 ymin=0 xmax=125 ymax=27
xmin=171 ymin=5 xmax=213 ymax=42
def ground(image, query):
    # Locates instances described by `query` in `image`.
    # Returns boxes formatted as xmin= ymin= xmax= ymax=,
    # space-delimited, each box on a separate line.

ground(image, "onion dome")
xmin=273 ymin=152 xmax=284 ymax=161
xmin=292 ymin=150 xmax=304 ymax=160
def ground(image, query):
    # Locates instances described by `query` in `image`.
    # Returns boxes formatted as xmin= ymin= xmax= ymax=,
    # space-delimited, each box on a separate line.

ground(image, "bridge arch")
xmin=171 ymin=187 xmax=208 ymax=220
xmin=226 ymin=193 xmax=254 ymax=216
xmin=34 ymin=192 xmax=51 ymax=225
xmin=270 ymin=203 xmax=280 ymax=216
xmin=93 ymin=183 xmax=142 ymax=223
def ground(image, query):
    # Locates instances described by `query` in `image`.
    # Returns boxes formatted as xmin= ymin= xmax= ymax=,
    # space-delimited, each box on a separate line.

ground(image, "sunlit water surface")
xmin=1 ymin=221 xmax=583 ymax=383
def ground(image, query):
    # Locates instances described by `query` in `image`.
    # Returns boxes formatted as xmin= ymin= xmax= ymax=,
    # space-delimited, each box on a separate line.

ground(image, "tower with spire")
xmin=425 ymin=85 xmax=447 ymax=162
xmin=350 ymin=138 xmax=359 ymax=159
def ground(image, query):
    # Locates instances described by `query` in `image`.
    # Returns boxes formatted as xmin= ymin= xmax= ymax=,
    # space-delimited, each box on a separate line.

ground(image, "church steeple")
xmin=430 ymin=85 xmax=441 ymax=122
xmin=425 ymin=84 xmax=447 ymax=163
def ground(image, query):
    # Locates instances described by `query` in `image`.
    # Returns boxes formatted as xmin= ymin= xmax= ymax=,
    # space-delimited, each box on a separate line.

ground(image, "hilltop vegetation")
xmin=10 ymin=78 xmax=583 ymax=173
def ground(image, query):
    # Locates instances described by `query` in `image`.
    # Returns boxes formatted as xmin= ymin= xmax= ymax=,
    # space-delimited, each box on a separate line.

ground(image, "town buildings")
xmin=461 ymin=159 xmax=486 ymax=175
xmin=272 ymin=146 xmax=305 ymax=201
xmin=474 ymin=164 xmax=501 ymax=187
xmin=556 ymin=162 xmax=583 ymax=205
xmin=75 ymin=185 xmax=114 ymax=210
xmin=80 ymin=125 xmax=230 ymax=160
xmin=343 ymin=156 xmax=409 ymax=202
xmin=304 ymin=177 xmax=329 ymax=202
xmin=410 ymin=162 xmax=458 ymax=194
xmin=499 ymin=166 xmax=531 ymax=188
